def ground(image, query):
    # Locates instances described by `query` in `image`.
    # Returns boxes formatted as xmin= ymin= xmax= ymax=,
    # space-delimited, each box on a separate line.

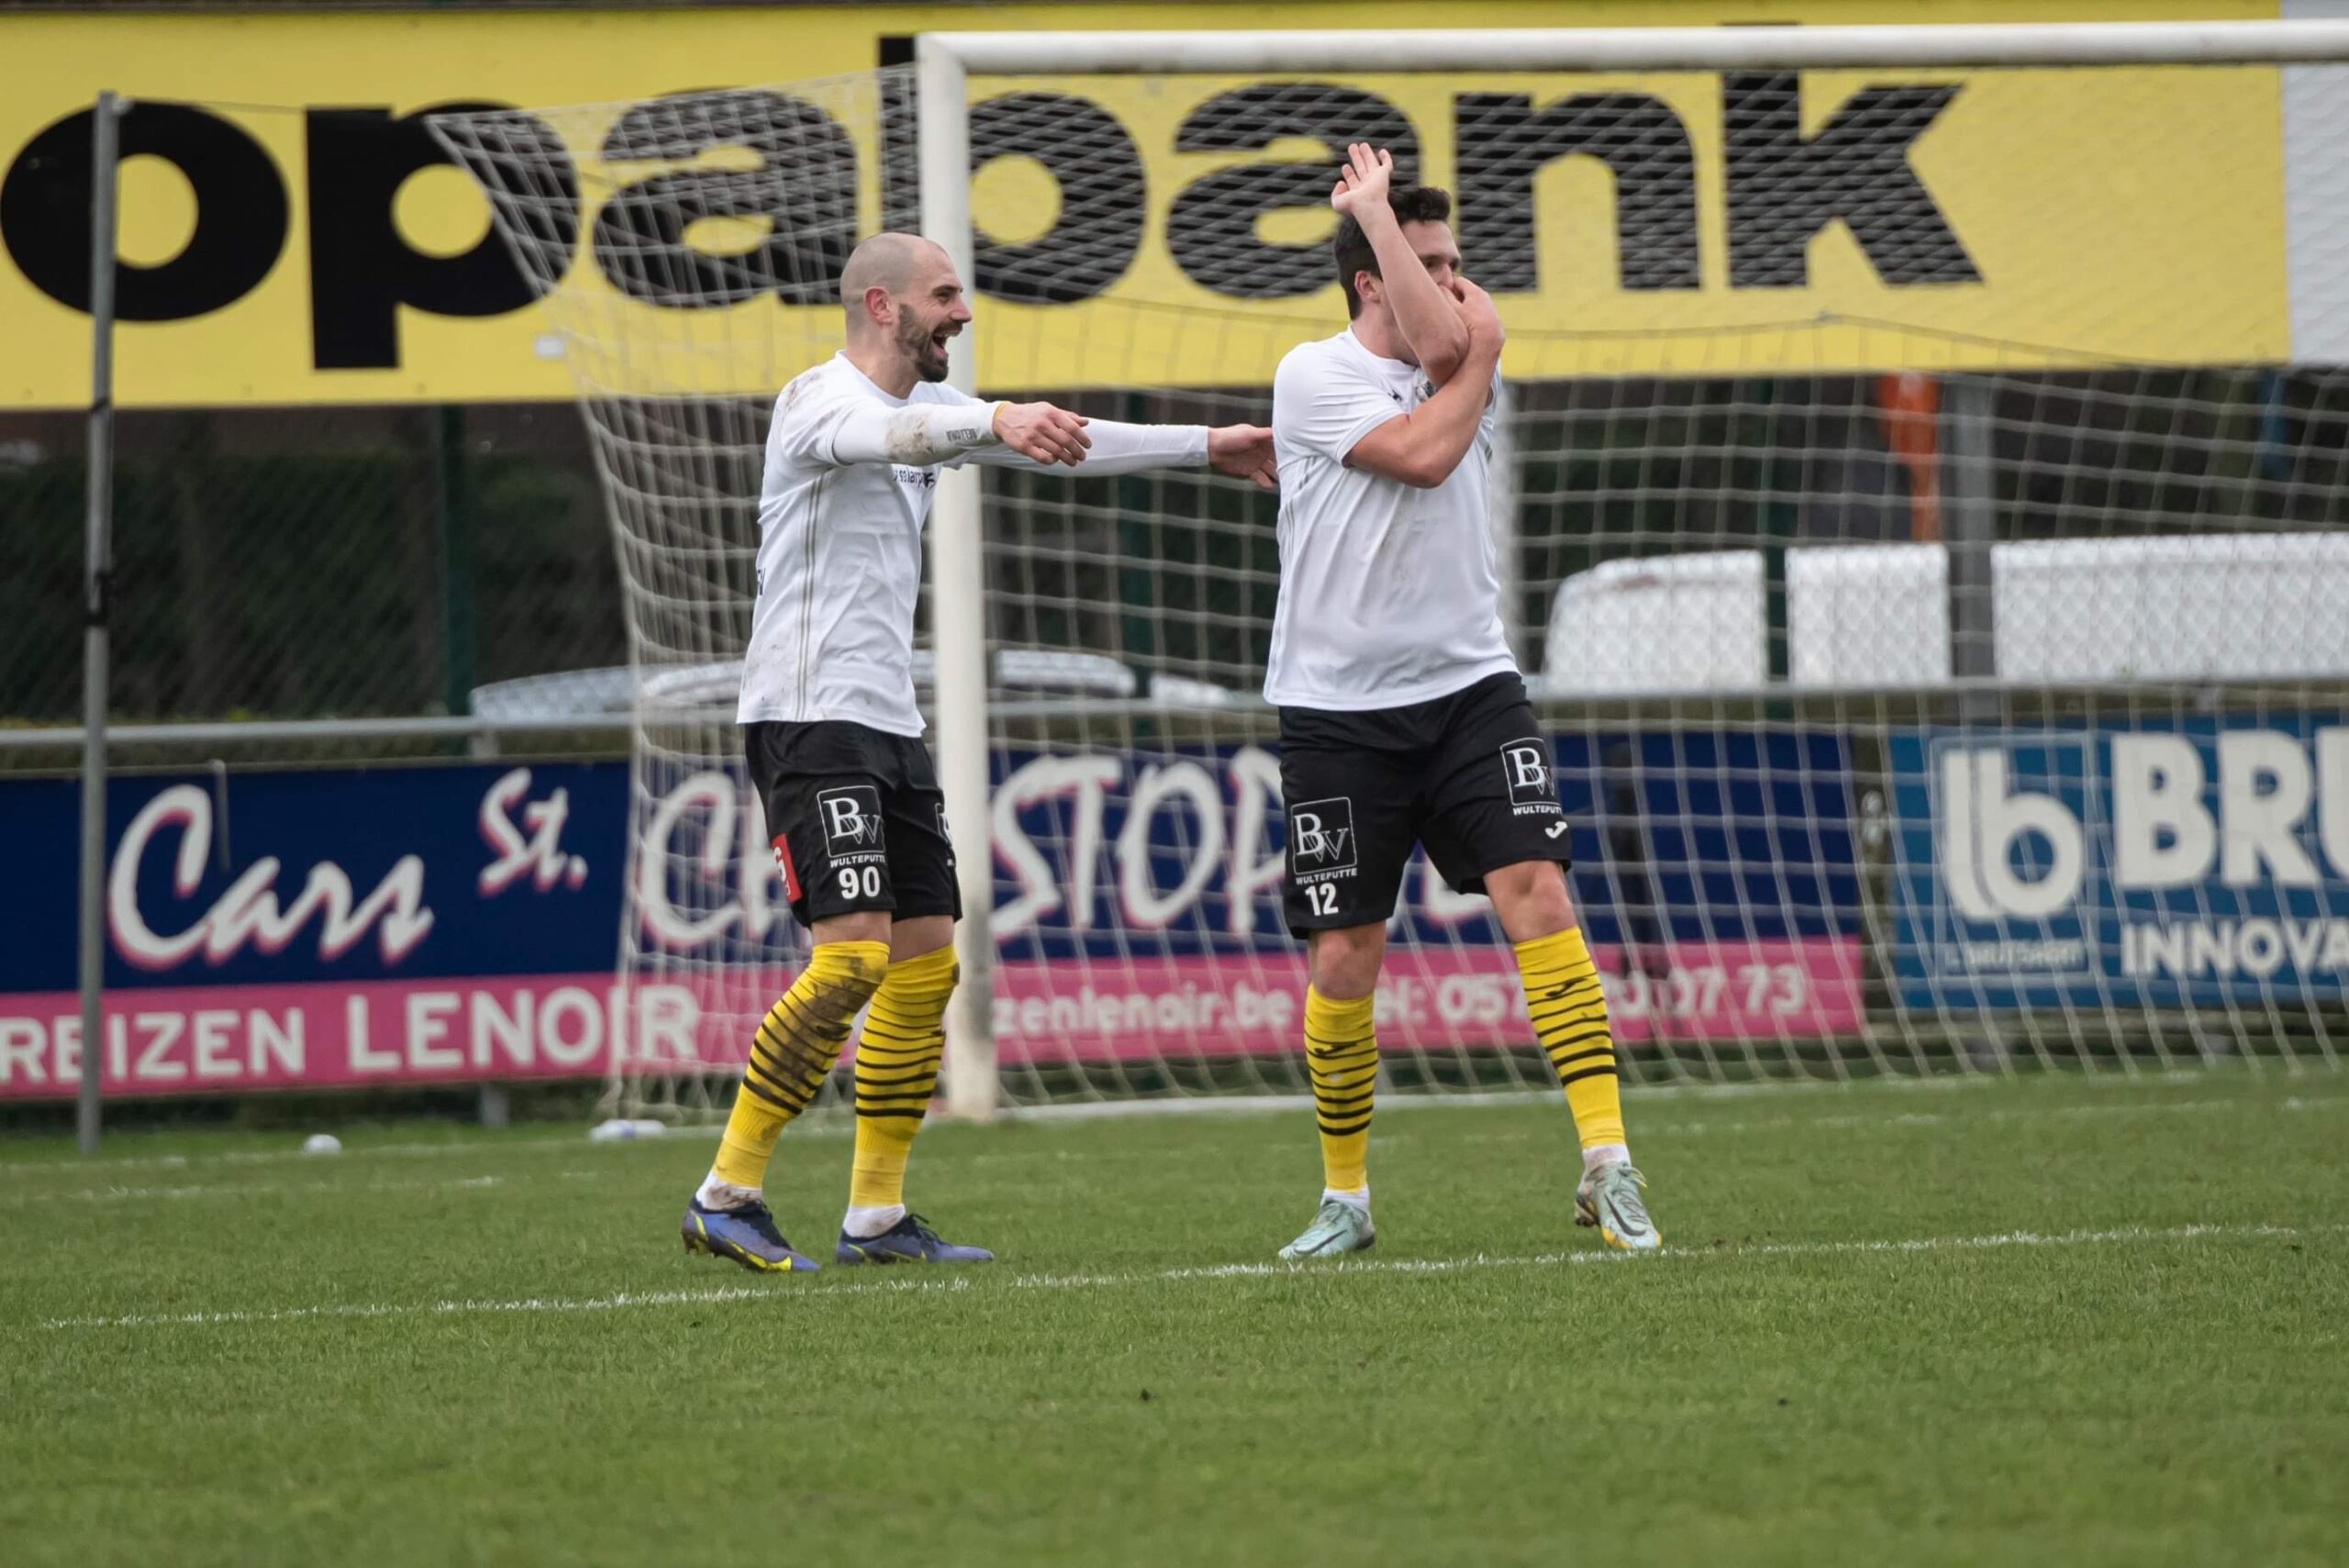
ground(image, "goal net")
xmin=430 ymin=25 xmax=2349 ymax=1117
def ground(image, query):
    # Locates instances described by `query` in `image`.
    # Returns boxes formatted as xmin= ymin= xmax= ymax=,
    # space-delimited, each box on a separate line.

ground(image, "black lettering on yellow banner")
xmin=2 ymin=102 xmax=286 ymax=321
xmin=1454 ymin=92 xmax=1699 ymax=294
xmin=1167 ymin=83 xmax=1418 ymax=298
xmin=1722 ymin=72 xmax=1976 ymax=288
xmin=593 ymin=90 xmax=855 ymax=310
xmin=0 ymin=27 xmax=2291 ymax=408
xmin=307 ymin=104 xmax=570 ymax=369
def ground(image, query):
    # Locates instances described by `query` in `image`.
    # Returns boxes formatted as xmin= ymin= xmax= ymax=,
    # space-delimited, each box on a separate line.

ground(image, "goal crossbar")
xmin=923 ymin=19 xmax=2349 ymax=76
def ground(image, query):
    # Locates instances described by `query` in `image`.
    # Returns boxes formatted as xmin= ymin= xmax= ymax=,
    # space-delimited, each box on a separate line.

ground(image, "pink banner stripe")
xmin=0 ymin=937 xmax=1862 ymax=1100
xmin=987 ymin=938 xmax=1864 ymax=1064
xmin=0 ymin=975 xmax=631 ymax=1102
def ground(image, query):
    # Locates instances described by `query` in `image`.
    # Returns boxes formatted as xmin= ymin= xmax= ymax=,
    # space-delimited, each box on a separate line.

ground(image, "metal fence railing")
xmin=0 ymin=403 xmax=618 ymax=727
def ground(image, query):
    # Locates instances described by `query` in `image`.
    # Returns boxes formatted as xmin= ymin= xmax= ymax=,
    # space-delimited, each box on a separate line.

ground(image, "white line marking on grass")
xmin=0 ymin=1124 xmax=738 ymax=1177
xmin=0 ymin=1175 xmax=488 ymax=1208
xmin=0 ymin=1169 xmax=631 ymax=1209
xmin=33 ymin=1221 xmax=2339 ymax=1333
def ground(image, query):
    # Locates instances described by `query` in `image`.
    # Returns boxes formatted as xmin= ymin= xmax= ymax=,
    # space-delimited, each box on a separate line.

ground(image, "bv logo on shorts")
xmin=817 ymin=785 xmax=886 ymax=862
xmin=1288 ymin=797 xmax=1358 ymax=877
xmin=1501 ymin=738 xmax=1563 ymax=816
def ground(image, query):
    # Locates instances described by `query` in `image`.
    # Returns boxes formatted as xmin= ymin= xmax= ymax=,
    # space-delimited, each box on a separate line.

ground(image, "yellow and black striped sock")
xmin=1515 ymin=928 xmax=1627 ymax=1151
xmin=711 ymin=940 xmax=890 ymax=1191
xmin=848 ymin=944 xmax=958 ymax=1211
xmin=1304 ymin=986 xmax=1377 ymax=1195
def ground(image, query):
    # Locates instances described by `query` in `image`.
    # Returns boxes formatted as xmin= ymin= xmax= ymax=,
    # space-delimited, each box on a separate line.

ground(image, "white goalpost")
xmin=431 ymin=20 xmax=2349 ymax=1122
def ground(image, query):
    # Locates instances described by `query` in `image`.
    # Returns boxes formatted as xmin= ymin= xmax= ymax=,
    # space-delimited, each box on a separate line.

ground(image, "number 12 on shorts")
xmin=1307 ymin=882 xmax=1340 ymax=917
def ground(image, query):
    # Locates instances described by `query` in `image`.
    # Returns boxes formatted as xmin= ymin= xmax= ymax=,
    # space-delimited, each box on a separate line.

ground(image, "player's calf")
xmin=679 ymin=937 xmax=890 ymax=1272
xmin=1496 ymin=895 xmax=1662 ymax=1253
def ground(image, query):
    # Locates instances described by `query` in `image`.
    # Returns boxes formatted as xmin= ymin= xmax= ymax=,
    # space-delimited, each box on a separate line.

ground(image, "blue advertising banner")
xmin=1 ymin=763 xmax=629 ymax=995
xmin=1 ymin=728 xmax=1862 ymax=1099
xmin=0 ymin=763 xmax=638 ymax=1100
xmin=1889 ymin=717 xmax=2349 ymax=1010
xmin=985 ymin=729 xmax=1861 ymax=961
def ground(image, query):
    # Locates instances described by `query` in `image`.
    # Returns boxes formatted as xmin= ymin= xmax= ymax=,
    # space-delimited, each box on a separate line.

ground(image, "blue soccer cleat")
xmin=681 ymin=1197 xmax=821 ymax=1273
xmin=834 ymin=1211 xmax=995 ymax=1265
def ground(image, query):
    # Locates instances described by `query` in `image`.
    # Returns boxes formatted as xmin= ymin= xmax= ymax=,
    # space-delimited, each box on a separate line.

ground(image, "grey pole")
xmin=1941 ymin=373 xmax=2009 ymax=1071
xmin=1941 ymin=375 xmax=1999 ymax=726
xmin=78 ymin=91 xmax=124 ymax=1157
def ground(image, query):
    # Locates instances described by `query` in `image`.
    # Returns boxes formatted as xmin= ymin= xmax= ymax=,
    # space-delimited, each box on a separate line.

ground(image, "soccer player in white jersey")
xmin=1266 ymin=146 xmax=1660 ymax=1259
xmin=683 ymin=232 xmax=1276 ymax=1273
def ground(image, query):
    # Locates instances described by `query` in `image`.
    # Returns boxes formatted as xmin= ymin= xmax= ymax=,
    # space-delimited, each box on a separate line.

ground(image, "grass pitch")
xmin=3 ymin=1072 xmax=2345 ymax=1568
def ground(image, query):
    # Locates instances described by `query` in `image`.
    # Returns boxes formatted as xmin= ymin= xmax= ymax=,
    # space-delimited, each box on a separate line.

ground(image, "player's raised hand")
xmin=1450 ymin=276 xmax=1505 ymax=350
xmin=1329 ymin=142 xmax=1395 ymax=219
xmin=1208 ymin=424 xmax=1278 ymax=490
xmin=994 ymin=400 xmax=1092 ymax=467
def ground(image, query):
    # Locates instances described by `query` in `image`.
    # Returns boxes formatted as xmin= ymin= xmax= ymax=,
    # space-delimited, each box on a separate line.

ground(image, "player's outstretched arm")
xmin=1342 ymin=279 xmax=1502 ymax=490
xmin=822 ymin=397 xmax=1089 ymax=468
xmin=992 ymin=401 xmax=1093 ymax=466
xmin=973 ymin=413 xmax=1276 ymax=489
xmin=1332 ymin=143 xmax=1471 ymax=388
xmin=1206 ymin=425 xmax=1278 ymax=490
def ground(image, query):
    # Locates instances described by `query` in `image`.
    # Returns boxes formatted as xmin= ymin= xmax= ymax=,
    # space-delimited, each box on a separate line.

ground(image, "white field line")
xmin=0 ymin=1168 xmax=639 ymax=1210
xmin=0 ymin=1124 xmax=737 ymax=1177
xmin=7 ymin=1093 xmax=2343 ymax=1205
xmin=28 ymin=1221 xmax=2341 ymax=1334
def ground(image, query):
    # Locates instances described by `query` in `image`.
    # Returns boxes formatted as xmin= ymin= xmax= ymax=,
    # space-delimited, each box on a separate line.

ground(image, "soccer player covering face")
xmin=1267 ymin=147 xmax=1660 ymax=1259
xmin=683 ymin=232 xmax=1277 ymax=1273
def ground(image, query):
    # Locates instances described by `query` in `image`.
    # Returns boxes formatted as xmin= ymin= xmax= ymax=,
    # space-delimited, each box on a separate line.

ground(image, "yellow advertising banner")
xmin=0 ymin=1 xmax=2288 ymax=407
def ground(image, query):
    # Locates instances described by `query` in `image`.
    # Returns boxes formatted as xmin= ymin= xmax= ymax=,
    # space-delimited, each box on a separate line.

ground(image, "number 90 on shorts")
xmin=745 ymin=720 xmax=965 ymax=932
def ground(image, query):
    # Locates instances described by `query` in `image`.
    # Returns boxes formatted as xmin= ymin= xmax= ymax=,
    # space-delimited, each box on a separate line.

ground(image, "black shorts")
xmin=744 ymin=720 xmax=962 ymax=930
xmin=1279 ymin=672 xmax=1570 ymax=936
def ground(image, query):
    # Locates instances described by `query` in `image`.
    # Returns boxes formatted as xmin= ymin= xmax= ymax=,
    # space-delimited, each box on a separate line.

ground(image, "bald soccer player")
xmin=680 ymin=233 xmax=1277 ymax=1273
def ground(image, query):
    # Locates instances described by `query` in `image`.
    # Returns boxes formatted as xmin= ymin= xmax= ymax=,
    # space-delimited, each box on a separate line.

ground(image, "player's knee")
xmin=888 ymin=941 xmax=959 ymax=997
xmin=816 ymin=940 xmax=891 ymax=1005
xmin=1486 ymin=861 xmax=1577 ymax=939
xmin=1308 ymin=926 xmax=1386 ymax=999
xmin=887 ymin=916 xmax=959 ymax=972
xmin=813 ymin=909 xmax=893 ymax=950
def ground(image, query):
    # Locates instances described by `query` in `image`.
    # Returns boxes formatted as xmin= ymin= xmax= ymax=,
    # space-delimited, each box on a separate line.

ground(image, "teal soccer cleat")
xmin=1575 ymin=1163 xmax=1661 ymax=1252
xmin=1277 ymin=1197 xmax=1377 ymax=1261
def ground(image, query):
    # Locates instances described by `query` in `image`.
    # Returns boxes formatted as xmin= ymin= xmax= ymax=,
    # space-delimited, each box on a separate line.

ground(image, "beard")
xmin=899 ymin=313 xmax=951 ymax=383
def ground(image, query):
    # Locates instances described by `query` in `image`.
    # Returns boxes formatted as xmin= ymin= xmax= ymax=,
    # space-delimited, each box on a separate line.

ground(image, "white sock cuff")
xmin=696 ymin=1173 xmax=763 ymax=1209
xmin=1322 ymin=1186 xmax=1372 ymax=1215
xmin=1581 ymin=1143 xmax=1631 ymax=1174
xmin=842 ymin=1202 xmax=907 ymax=1239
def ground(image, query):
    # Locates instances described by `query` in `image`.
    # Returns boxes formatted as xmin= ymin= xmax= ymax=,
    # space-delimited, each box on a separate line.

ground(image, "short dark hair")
xmin=1333 ymin=185 xmax=1453 ymax=318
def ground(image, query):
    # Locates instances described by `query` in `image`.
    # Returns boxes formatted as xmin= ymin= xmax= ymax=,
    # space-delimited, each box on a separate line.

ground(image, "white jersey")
xmin=1263 ymin=328 xmax=1515 ymax=712
xmin=740 ymin=352 xmax=1208 ymax=736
